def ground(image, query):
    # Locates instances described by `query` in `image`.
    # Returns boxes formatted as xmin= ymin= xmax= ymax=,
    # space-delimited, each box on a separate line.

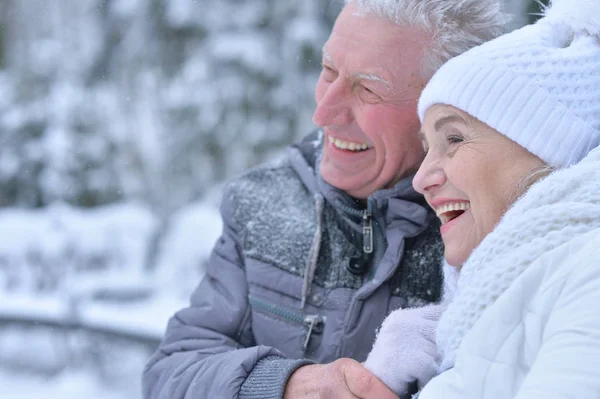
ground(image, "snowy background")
xmin=0 ymin=1 xmax=543 ymax=398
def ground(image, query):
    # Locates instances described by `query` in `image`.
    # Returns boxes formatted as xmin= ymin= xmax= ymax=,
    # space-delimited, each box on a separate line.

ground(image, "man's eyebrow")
xmin=434 ymin=115 xmax=466 ymax=131
xmin=352 ymin=72 xmax=391 ymax=88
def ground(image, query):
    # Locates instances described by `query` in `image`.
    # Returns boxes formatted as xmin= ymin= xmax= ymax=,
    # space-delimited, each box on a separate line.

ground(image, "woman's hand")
xmin=363 ymin=304 xmax=444 ymax=397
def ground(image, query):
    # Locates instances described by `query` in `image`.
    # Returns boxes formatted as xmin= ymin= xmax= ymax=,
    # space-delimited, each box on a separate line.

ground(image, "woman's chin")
xmin=449 ymin=262 xmax=464 ymax=272
xmin=444 ymin=249 xmax=469 ymax=269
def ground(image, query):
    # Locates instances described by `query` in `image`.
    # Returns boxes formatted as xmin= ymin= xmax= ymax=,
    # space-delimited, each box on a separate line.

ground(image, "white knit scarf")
xmin=436 ymin=146 xmax=600 ymax=372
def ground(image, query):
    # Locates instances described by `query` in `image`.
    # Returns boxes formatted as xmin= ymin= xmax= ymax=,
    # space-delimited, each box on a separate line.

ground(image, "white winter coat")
xmin=420 ymin=146 xmax=600 ymax=399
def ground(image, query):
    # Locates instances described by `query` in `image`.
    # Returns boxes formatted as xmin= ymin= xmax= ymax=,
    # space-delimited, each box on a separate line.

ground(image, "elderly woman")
xmin=364 ymin=0 xmax=600 ymax=398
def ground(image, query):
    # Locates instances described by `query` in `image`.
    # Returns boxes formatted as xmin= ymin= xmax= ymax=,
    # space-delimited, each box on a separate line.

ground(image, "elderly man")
xmin=143 ymin=1 xmax=508 ymax=398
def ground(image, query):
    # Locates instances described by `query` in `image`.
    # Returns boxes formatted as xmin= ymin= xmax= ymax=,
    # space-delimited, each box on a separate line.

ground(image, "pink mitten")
xmin=363 ymin=304 xmax=444 ymax=397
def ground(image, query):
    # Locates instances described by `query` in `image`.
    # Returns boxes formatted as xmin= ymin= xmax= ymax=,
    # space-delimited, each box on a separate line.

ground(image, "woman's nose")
xmin=413 ymin=154 xmax=446 ymax=195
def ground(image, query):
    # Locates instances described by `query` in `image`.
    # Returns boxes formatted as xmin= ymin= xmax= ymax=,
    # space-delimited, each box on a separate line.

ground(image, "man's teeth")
xmin=435 ymin=202 xmax=471 ymax=224
xmin=328 ymin=135 xmax=370 ymax=151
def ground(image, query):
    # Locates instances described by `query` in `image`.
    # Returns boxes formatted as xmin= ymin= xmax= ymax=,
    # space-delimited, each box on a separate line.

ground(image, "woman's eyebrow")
xmin=434 ymin=115 xmax=466 ymax=131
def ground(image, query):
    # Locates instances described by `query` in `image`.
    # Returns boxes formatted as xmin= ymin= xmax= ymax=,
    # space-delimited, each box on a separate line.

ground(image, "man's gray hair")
xmin=345 ymin=0 xmax=511 ymax=80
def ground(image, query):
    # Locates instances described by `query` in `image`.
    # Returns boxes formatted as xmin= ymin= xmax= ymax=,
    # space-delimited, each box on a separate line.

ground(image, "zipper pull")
xmin=362 ymin=201 xmax=373 ymax=254
xmin=303 ymin=315 xmax=325 ymax=351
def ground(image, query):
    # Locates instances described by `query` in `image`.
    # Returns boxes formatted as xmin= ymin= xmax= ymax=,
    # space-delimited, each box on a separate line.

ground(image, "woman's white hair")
xmin=509 ymin=163 xmax=555 ymax=205
xmin=345 ymin=0 xmax=511 ymax=80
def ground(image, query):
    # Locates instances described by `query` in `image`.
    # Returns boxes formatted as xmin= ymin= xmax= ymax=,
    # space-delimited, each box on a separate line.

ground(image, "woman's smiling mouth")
xmin=434 ymin=201 xmax=471 ymax=225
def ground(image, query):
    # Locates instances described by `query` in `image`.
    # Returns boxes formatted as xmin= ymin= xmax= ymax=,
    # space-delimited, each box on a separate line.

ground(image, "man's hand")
xmin=283 ymin=359 xmax=399 ymax=399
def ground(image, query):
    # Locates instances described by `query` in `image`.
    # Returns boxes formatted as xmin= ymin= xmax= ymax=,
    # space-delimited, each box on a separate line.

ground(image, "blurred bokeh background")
xmin=0 ymin=0 xmax=547 ymax=398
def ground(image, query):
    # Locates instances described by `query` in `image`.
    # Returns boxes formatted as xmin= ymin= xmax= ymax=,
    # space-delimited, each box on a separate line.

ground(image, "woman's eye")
xmin=445 ymin=134 xmax=464 ymax=158
xmin=447 ymin=134 xmax=464 ymax=144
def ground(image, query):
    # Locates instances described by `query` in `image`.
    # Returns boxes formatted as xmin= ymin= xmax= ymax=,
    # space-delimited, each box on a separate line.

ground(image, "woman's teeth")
xmin=435 ymin=202 xmax=470 ymax=224
xmin=328 ymin=135 xmax=371 ymax=151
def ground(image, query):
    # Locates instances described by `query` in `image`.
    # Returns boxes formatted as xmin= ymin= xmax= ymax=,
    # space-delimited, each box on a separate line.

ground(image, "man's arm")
xmin=142 ymin=188 xmax=311 ymax=399
xmin=142 ymin=182 xmax=400 ymax=399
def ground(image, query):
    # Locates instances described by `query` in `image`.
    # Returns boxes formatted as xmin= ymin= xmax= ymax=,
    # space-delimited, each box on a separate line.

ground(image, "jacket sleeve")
xmin=514 ymin=243 xmax=600 ymax=399
xmin=142 ymin=187 xmax=313 ymax=399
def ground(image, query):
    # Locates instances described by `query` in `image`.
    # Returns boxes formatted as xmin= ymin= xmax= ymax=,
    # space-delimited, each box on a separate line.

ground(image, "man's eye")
xmin=358 ymin=85 xmax=380 ymax=102
xmin=321 ymin=65 xmax=336 ymax=82
xmin=362 ymin=86 xmax=374 ymax=94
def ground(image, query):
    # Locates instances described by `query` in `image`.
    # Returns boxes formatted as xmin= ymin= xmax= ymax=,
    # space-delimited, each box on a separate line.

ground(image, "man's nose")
xmin=313 ymin=81 xmax=352 ymax=127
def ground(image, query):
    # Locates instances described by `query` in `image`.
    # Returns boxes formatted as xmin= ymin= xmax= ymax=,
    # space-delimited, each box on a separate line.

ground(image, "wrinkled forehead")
xmin=324 ymin=22 xmax=428 ymax=90
xmin=420 ymin=105 xmax=471 ymax=137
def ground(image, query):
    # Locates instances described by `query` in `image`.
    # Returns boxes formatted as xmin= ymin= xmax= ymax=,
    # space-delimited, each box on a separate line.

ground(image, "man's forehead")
xmin=322 ymin=44 xmax=397 ymax=84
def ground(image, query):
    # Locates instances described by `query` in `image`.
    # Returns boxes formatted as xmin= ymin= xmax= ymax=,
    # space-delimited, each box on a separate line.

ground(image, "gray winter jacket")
xmin=142 ymin=132 xmax=444 ymax=399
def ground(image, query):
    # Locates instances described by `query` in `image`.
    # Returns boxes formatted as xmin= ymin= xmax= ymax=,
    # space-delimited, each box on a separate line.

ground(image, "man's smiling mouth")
xmin=328 ymin=135 xmax=372 ymax=152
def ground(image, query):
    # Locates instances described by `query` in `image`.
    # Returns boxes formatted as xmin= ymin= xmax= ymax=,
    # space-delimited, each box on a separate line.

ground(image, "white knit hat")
xmin=418 ymin=0 xmax=600 ymax=168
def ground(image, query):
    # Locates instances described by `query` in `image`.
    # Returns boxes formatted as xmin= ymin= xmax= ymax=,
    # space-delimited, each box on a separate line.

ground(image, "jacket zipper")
xmin=248 ymin=295 xmax=326 ymax=351
xmin=334 ymin=198 xmax=378 ymax=257
xmin=335 ymin=198 xmax=384 ymax=278
xmin=362 ymin=200 xmax=374 ymax=254
xmin=367 ymin=198 xmax=385 ymax=280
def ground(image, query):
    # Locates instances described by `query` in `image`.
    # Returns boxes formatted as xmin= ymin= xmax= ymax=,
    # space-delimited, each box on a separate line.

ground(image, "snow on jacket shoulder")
xmin=143 ymin=133 xmax=444 ymax=399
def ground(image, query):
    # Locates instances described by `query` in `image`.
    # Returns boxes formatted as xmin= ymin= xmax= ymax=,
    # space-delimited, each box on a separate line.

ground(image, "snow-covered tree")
xmin=0 ymin=0 xmax=339 ymax=214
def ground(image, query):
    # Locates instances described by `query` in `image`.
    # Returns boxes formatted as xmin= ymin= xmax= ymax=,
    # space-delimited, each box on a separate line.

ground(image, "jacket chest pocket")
xmin=248 ymin=295 xmax=326 ymax=359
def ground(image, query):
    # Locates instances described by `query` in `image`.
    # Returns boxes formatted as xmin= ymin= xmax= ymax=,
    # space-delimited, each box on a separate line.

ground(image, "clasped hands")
xmin=284 ymin=304 xmax=443 ymax=398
